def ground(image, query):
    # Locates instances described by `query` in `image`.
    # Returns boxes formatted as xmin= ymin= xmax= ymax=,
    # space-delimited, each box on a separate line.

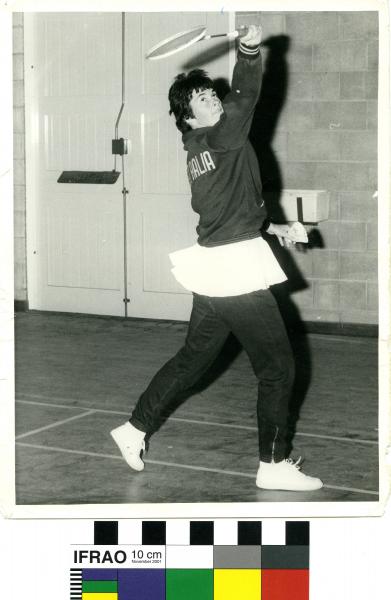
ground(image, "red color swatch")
xmin=262 ymin=569 xmax=309 ymax=600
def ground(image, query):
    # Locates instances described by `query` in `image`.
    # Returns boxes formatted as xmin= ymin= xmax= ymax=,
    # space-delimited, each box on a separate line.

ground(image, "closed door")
xmin=25 ymin=11 xmax=233 ymax=319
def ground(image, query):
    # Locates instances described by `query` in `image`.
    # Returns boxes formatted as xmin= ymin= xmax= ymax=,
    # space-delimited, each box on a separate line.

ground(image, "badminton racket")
xmin=146 ymin=25 xmax=249 ymax=60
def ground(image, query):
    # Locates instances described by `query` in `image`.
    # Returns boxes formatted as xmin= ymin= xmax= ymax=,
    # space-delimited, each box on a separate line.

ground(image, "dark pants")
xmin=130 ymin=289 xmax=295 ymax=462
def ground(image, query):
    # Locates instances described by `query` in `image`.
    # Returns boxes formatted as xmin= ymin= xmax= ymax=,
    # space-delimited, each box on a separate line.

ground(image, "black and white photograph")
xmin=1 ymin=3 xmax=389 ymax=515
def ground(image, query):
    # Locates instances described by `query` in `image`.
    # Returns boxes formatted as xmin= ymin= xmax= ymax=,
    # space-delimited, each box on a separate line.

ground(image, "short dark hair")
xmin=168 ymin=69 xmax=214 ymax=133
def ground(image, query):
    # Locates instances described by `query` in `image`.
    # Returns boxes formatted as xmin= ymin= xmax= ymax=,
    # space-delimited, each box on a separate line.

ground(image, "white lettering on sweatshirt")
xmin=187 ymin=151 xmax=216 ymax=183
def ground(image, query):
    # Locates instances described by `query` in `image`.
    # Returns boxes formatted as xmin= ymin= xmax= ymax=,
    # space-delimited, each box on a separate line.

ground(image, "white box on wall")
xmin=280 ymin=189 xmax=330 ymax=224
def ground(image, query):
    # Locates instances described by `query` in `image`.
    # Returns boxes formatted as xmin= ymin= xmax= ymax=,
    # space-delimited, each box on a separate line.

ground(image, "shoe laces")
xmin=284 ymin=457 xmax=302 ymax=470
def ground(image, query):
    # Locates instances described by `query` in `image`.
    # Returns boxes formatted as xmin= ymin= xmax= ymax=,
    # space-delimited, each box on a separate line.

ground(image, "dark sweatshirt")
xmin=182 ymin=44 xmax=266 ymax=248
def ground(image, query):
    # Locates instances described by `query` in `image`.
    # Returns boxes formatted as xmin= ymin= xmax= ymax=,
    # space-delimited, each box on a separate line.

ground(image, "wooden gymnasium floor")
xmin=14 ymin=311 xmax=378 ymax=505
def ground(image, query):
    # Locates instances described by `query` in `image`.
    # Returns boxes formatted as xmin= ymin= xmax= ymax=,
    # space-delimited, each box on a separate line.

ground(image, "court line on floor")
xmin=15 ymin=410 xmax=97 ymax=440
xmin=162 ymin=416 xmax=378 ymax=446
xmin=308 ymin=334 xmax=377 ymax=345
xmin=16 ymin=442 xmax=378 ymax=497
xmin=16 ymin=397 xmax=378 ymax=446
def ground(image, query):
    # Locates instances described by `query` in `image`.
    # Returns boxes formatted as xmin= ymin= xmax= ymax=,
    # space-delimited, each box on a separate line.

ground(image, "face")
xmin=186 ymin=88 xmax=224 ymax=129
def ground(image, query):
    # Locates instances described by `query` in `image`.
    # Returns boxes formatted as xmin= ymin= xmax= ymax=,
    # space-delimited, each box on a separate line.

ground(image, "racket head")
xmin=146 ymin=26 xmax=207 ymax=60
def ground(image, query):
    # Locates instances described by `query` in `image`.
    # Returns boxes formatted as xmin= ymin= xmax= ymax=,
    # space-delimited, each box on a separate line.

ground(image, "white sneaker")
xmin=110 ymin=422 xmax=146 ymax=472
xmin=256 ymin=458 xmax=323 ymax=491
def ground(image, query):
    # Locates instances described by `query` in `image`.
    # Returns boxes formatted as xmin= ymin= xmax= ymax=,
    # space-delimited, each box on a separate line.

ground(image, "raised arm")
xmin=207 ymin=25 xmax=263 ymax=150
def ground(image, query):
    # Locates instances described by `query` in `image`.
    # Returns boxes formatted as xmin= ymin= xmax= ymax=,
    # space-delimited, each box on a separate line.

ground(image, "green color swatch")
xmin=166 ymin=569 xmax=213 ymax=600
xmin=82 ymin=580 xmax=118 ymax=593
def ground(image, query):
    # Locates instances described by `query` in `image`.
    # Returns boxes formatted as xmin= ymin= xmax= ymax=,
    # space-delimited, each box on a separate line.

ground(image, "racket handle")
xmin=225 ymin=26 xmax=249 ymax=40
xmin=204 ymin=26 xmax=249 ymax=41
xmin=236 ymin=25 xmax=249 ymax=38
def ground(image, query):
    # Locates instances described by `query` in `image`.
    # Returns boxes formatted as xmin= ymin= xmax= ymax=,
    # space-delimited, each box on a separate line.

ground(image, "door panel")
xmin=128 ymin=12 xmax=232 ymax=320
xmin=46 ymin=197 xmax=120 ymax=290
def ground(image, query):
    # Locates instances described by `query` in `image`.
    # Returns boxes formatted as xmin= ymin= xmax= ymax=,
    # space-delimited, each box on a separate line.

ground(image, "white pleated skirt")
xmin=169 ymin=236 xmax=287 ymax=297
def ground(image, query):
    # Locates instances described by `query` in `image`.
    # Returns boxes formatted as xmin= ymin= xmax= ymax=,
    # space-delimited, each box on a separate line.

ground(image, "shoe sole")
xmin=256 ymin=480 xmax=323 ymax=492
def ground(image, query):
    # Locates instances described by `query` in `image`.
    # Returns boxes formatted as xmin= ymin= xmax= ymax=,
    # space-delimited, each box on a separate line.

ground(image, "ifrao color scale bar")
xmin=166 ymin=524 xmax=214 ymax=600
xmin=261 ymin=521 xmax=310 ymax=600
xmin=72 ymin=520 xmax=310 ymax=600
xmin=214 ymin=531 xmax=261 ymax=600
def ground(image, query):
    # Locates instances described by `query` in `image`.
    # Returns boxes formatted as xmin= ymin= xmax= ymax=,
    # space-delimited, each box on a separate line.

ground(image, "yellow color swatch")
xmin=82 ymin=594 xmax=118 ymax=600
xmin=214 ymin=569 xmax=261 ymax=600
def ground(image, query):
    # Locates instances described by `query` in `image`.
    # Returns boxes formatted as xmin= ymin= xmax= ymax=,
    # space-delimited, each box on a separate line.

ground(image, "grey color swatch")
xmin=261 ymin=546 xmax=309 ymax=569
xmin=213 ymin=546 xmax=262 ymax=569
